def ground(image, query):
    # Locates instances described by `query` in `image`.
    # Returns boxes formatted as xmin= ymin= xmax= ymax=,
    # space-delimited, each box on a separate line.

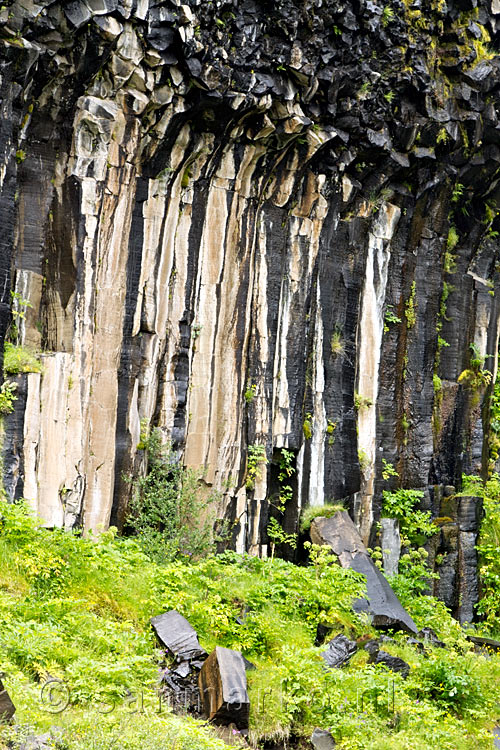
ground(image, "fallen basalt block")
xmin=310 ymin=512 xmax=417 ymax=634
xmin=467 ymin=634 xmax=500 ymax=653
xmin=151 ymin=610 xmax=207 ymax=661
xmin=321 ymin=634 xmax=357 ymax=669
xmin=0 ymin=677 xmax=15 ymax=722
xmin=199 ymin=646 xmax=250 ymax=729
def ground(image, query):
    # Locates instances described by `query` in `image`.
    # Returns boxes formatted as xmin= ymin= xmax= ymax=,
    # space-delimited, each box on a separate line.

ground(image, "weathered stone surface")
xmin=151 ymin=610 xmax=207 ymax=661
xmin=311 ymin=513 xmax=417 ymax=633
xmin=0 ymin=678 xmax=15 ymax=722
xmin=380 ymin=518 xmax=400 ymax=577
xmin=432 ymin=493 xmax=483 ymax=623
xmin=0 ymin=0 xmax=499 ymax=623
xmin=311 ymin=727 xmax=336 ymax=749
xmin=321 ymin=634 xmax=357 ymax=669
xmin=199 ymin=647 xmax=250 ymax=729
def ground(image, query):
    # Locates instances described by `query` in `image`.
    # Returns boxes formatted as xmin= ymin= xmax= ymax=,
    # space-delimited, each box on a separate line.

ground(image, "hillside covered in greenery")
xmin=1 ymin=485 xmax=500 ymax=750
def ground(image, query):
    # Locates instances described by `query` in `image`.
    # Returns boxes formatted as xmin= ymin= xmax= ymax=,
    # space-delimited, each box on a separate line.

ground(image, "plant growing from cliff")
xmin=381 ymin=5 xmax=394 ymax=26
xmin=330 ymin=329 xmax=345 ymax=357
xmin=458 ymin=343 xmax=492 ymax=391
xmin=15 ymin=149 xmax=26 ymax=164
xmin=0 ymin=379 xmax=17 ymax=414
xmin=125 ymin=429 xmax=216 ymax=563
xmin=384 ymin=305 xmax=401 ymax=332
xmin=3 ymin=343 xmax=42 ymax=374
xmin=444 ymin=226 xmax=458 ymax=273
xmin=246 ymin=444 xmax=267 ymax=490
xmin=244 ymin=383 xmax=257 ymax=404
xmin=381 ymin=459 xmax=398 ymax=481
xmin=326 ymin=418 xmax=337 ymax=446
xmin=276 ymin=448 xmax=295 ymax=511
xmin=451 ymin=182 xmax=464 ymax=203
xmin=303 ymin=412 xmax=312 ymax=439
xmin=405 ymin=281 xmax=417 ymax=328
xmin=382 ymin=488 xmax=437 ymax=546
xmin=354 ymin=392 xmax=373 ymax=411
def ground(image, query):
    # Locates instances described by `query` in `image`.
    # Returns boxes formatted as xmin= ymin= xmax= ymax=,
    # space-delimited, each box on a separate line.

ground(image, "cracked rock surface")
xmin=1 ymin=0 xmax=500 ymax=566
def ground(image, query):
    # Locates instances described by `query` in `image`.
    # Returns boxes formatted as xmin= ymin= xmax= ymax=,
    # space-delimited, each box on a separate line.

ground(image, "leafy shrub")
xmin=416 ymin=658 xmax=482 ymax=713
xmin=382 ymin=488 xmax=437 ymax=545
xmin=125 ymin=429 xmax=217 ymax=563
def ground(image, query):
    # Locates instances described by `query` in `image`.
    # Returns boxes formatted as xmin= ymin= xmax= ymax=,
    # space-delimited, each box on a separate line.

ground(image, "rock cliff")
xmin=1 ymin=0 xmax=500 ymax=560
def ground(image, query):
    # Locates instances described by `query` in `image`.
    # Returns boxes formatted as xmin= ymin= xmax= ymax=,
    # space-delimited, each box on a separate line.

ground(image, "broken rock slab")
xmin=310 ymin=512 xmax=417 ymax=634
xmin=199 ymin=647 xmax=250 ymax=729
xmin=321 ymin=634 xmax=357 ymax=669
xmin=0 ymin=678 xmax=15 ymax=722
xmin=151 ymin=610 xmax=207 ymax=661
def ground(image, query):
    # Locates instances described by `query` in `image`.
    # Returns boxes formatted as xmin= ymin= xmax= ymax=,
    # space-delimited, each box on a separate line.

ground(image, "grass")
xmin=0 ymin=500 xmax=500 ymax=748
xmin=299 ymin=503 xmax=345 ymax=533
xmin=3 ymin=343 xmax=42 ymax=375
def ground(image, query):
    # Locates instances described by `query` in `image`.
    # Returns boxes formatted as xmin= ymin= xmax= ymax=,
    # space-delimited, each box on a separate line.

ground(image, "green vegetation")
xmin=0 ymin=380 xmax=17 ymax=414
xmin=354 ymin=392 xmax=373 ymax=411
xmin=405 ymin=281 xmax=417 ymax=329
xmin=458 ymin=343 xmax=492 ymax=391
xmin=299 ymin=503 xmax=345 ymax=533
xmin=2 ymin=500 xmax=500 ymax=749
xmin=381 ymin=459 xmax=398 ymax=480
xmin=267 ymin=449 xmax=297 ymax=557
xmin=384 ymin=305 xmax=402 ymax=332
xmin=125 ymin=429 xmax=217 ymax=564
xmin=330 ymin=329 xmax=345 ymax=357
xmin=382 ymin=488 xmax=437 ymax=546
xmin=245 ymin=443 xmax=267 ymax=490
xmin=267 ymin=516 xmax=297 ymax=560
xmin=3 ymin=343 xmax=42 ymax=375
xmin=303 ymin=412 xmax=312 ymax=439
xmin=244 ymin=383 xmax=257 ymax=403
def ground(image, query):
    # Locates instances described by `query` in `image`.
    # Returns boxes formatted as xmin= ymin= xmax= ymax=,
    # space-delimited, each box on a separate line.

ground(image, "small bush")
xmin=125 ymin=429 xmax=217 ymax=563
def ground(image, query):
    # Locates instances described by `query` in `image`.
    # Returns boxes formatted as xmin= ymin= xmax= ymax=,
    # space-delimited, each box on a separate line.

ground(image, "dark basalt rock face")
xmin=1 ymin=2 xmax=500 ymax=604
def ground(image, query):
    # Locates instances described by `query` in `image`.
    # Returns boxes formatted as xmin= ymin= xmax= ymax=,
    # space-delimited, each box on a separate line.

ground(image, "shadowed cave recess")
xmin=1 ymin=0 xmax=500 ymax=616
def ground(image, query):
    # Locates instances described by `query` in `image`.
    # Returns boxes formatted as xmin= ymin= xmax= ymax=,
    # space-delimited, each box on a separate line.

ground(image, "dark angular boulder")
xmin=311 ymin=727 xmax=336 ymax=749
xmin=368 ymin=649 xmax=411 ymax=678
xmin=321 ymin=634 xmax=357 ymax=669
xmin=0 ymin=678 xmax=15 ymax=722
xmin=467 ymin=635 xmax=500 ymax=652
xmin=310 ymin=513 xmax=417 ymax=633
xmin=151 ymin=610 xmax=207 ymax=661
xmin=199 ymin=647 xmax=250 ymax=729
